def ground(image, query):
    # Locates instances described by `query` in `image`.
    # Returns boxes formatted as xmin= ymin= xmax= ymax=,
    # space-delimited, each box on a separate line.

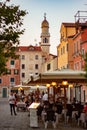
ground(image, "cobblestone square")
xmin=0 ymin=98 xmax=85 ymax=130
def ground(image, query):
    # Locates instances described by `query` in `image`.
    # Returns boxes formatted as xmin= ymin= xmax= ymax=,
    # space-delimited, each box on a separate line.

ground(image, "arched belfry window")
xmin=43 ymin=38 xmax=48 ymax=43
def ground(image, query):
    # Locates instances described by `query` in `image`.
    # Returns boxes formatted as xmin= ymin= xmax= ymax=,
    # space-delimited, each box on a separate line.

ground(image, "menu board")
xmin=29 ymin=102 xmax=40 ymax=127
xmin=29 ymin=102 xmax=40 ymax=109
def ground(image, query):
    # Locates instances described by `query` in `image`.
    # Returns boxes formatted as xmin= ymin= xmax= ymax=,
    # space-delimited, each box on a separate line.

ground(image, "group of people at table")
xmin=8 ymin=90 xmax=87 ymax=128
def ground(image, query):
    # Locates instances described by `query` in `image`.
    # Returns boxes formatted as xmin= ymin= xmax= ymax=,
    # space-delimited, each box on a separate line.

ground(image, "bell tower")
xmin=40 ymin=13 xmax=50 ymax=54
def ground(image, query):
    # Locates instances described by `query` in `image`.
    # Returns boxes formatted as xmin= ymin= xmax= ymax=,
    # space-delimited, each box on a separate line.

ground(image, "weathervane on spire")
xmin=44 ymin=13 xmax=46 ymax=20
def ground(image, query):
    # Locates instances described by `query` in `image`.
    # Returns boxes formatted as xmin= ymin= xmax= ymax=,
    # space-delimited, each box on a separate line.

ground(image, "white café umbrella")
xmin=12 ymin=84 xmax=30 ymax=90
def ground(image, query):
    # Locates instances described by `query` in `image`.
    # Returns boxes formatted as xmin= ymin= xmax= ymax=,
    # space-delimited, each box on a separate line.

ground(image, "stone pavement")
xmin=0 ymin=98 xmax=85 ymax=130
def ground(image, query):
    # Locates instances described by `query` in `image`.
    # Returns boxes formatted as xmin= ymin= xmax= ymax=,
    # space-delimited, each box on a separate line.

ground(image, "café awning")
xmin=28 ymin=69 xmax=87 ymax=85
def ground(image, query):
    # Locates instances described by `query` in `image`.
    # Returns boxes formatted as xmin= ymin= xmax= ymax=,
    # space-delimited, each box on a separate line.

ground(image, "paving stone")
xmin=0 ymin=98 xmax=85 ymax=130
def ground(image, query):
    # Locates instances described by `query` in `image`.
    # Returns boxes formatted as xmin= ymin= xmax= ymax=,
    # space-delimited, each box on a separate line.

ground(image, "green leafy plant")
xmin=0 ymin=0 xmax=27 ymax=75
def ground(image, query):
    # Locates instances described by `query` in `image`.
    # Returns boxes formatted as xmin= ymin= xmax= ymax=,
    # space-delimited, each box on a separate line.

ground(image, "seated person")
xmin=44 ymin=106 xmax=56 ymax=128
xmin=24 ymin=96 xmax=29 ymax=108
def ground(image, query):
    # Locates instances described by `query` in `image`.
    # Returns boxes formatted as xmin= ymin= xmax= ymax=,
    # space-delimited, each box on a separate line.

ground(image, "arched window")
xmin=43 ymin=38 xmax=48 ymax=43
xmin=45 ymin=38 xmax=48 ymax=43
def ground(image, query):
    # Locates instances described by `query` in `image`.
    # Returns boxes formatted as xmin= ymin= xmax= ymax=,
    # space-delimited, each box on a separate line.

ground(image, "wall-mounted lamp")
xmin=62 ymin=81 xmax=68 ymax=86
xmin=52 ymin=82 xmax=57 ymax=86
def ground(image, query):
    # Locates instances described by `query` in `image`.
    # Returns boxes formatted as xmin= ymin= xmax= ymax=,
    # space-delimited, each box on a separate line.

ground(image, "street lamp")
xmin=62 ymin=81 xmax=68 ymax=86
xmin=36 ymin=84 xmax=39 ymax=89
xmin=69 ymin=84 xmax=73 ymax=102
xmin=46 ymin=84 xmax=50 ymax=89
xmin=62 ymin=81 xmax=68 ymax=109
xmin=46 ymin=83 xmax=50 ymax=101
xmin=62 ymin=80 xmax=68 ymax=123
xmin=51 ymin=82 xmax=57 ymax=102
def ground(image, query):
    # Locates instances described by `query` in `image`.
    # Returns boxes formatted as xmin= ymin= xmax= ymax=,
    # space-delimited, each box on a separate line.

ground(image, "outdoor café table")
xmin=17 ymin=101 xmax=26 ymax=111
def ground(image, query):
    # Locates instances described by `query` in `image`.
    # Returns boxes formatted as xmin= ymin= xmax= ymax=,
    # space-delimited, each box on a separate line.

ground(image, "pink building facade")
xmin=73 ymin=27 xmax=87 ymax=102
xmin=0 ymin=58 xmax=20 ymax=97
xmin=73 ymin=28 xmax=87 ymax=70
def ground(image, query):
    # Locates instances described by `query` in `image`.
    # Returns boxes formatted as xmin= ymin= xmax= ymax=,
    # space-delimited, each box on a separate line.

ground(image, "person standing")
xmin=8 ymin=91 xmax=17 ymax=116
xmin=42 ymin=92 xmax=48 ymax=105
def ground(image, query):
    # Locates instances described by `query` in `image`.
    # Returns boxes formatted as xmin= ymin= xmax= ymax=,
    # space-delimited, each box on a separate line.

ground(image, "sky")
xmin=6 ymin=0 xmax=87 ymax=55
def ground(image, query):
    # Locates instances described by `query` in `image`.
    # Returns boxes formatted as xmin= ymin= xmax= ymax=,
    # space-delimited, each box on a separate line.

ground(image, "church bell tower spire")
xmin=40 ymin=13 xmax=50 ymax=54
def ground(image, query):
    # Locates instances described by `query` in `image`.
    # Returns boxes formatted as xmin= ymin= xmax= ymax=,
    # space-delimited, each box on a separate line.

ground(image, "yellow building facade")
xmin=57 ymin=23 xmax=76 ymax=69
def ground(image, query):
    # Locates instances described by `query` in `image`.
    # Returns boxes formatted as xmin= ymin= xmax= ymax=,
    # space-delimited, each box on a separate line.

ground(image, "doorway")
xmin=2 ymin=87 xmax=7 ymax=98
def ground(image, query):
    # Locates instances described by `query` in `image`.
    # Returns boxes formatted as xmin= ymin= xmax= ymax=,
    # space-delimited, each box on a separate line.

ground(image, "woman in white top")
xmin=8 ymin=91 xmax=17 ymax=116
